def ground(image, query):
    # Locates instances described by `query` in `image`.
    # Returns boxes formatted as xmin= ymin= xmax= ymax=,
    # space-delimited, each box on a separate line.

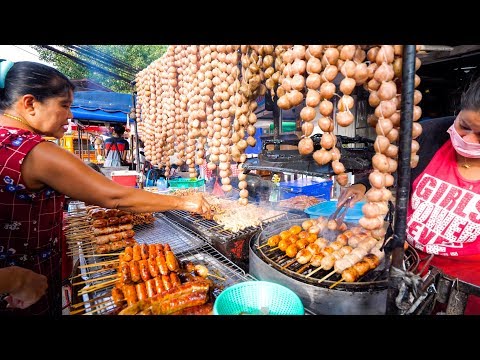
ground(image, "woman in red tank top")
xmin=0 ymin=60 xmax=212 ymax=316
xmin=338 ymin=77 xmax=480 ymax=314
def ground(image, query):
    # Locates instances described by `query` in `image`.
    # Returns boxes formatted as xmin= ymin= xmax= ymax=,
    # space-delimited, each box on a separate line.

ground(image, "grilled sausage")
xmin=123 ymin=246 xmax=133 ymax=262
xmin=165 ymin=250 xmax=180 ymax=272
xmin=156 ymin=252 xmax=169 ymax=276
xmin=122 ymin=284 xmax=138 ymax=306
xmin=93 ymin=223 xmax=134 ymax=236
xmin=132 ymin=245 xmax=142 ymax=261
xmin=135 ymin=282 xmax=148 ymax=301
xmin=119 ymin=280 xmax=211 ymax=315
xmin=107 ymin=217 xmax=120 ymax=226
xmin=92 ymin=219 xmax=108 ymax=228
xmin=140 ymin=244 xmax=149 ymax=260
xmin=90 ymin=209 xmax=106 ymax=219
xmin=105 ymin=209 xmax=119 ymax=218
xmin=154 ymin=276 xmax=166 ymax=294
xmin=170 ymin=272 xmax=181 ymax=288
xmin=96 ymin=244 xmax=111 ymax=253
xmin=125 ymin=238 xmax=136 ymax=246
xmin=110 ymin=240 xmax=127 ymax=252
xmin=129 ymin=260 xmax=141 ymax=283
xmin=138 ymin=260 xmax=151 ymax=282
xmin=145 ymin=279 xmax=157 ymax=298
xmin=148 ymin=244 xmax=157 ymax=259
xmin=119 ymin=261 xmax=131 ymax=284
xmin=111 ymin=287 xmax=125 ymax=306
xmin=162 ymin=274 xmax=172 ymax=291
xmin=119 ymin=214 xmax=134 ymax=224
xmin=94 ymin=229 xmax=135 ymax=244
xmin=155 ymin=244 xmax=164 ymax=257
xmin=148 ymin=257 xmax=159 ymax=278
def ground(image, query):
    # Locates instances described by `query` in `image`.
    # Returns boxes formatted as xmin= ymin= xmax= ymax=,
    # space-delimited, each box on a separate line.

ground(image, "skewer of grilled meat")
xmin=341 ymin=252 xmax=384 ymax=282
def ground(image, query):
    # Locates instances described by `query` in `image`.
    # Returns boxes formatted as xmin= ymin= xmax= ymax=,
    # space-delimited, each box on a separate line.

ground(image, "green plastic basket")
xmin=213 ymin=281 xmax=304 ymax=315
xmin=168 ymin=178 xmax=205 ymax=189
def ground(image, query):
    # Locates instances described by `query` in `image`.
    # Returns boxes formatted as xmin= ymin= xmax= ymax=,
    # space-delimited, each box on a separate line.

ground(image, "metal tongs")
xmin=328 ymin=197 xmax=352 ymax=227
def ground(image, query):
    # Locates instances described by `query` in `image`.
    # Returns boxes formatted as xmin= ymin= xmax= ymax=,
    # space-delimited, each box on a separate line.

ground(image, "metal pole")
xmin=386 ymin=45 xmax=416 ymax=314
xmin=272 ymin=93 xmax=281 ymax=150
xmin=77 ymin=124 xmax=83 ymax=160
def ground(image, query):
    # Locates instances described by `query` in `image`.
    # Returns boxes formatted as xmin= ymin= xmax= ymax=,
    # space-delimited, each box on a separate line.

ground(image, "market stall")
xmin=64 ymin=45 xmax=479 ymax=316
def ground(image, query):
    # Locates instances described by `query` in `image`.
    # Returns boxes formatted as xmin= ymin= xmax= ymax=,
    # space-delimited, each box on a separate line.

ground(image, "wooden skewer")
xmin=78 ymin=259 xmax=119 ymax=269
xmin=77 ymin=279 xmax=117 ymax=295
xmin=207 ymin=273 xmax=226 ymax=281
xmin=71 ymin=273 xmax=119 ymax=286
xmin=82 ymin=252 xmax=122 ymax=258
xmin=70 ymin=267 xmax=115 ymax=279
xmin=84 ymin=297 xmax=117 ymax=310
xmin=297 ymin=264 xmax=310 ymax=274
xmin=276 ymin=254 xmax=288 ymax=263
xmin=268 ymin=246 xmax=279 ymax=252
xmin=65 ymin=224 xmax=91 ymax=229
xmin=282 ymin=259 xmax=297 ymax=269
xmin=318 ymin=270 xmax=336 ymax=284
xmin=84 ymin=302 xmax=119 ymax=315
xmin=70 ymin=295 xmax=111 ymax=309
xmin=71 ymin=299 xmax=116 ymax=315
xmin=305 ymin=266 xmax=324 ymax=278
xmin=257 ymin=243 xmax=269 ymax=249
xmin=69 ymin=307 xmax=87 ymax=315
xmin=329 ymin=278 xmax=344 ymax=289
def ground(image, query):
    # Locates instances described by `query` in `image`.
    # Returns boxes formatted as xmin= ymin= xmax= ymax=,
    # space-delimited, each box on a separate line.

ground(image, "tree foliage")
xmin=33 ymin=45 xmax=167 ymax=93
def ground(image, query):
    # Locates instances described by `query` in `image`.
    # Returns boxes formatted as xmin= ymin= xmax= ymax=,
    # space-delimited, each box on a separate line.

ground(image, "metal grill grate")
xmin=252 ymin=219 xmax=390 ymax=291
xmin=164 ymin=209 xmax=303 ymax=244
xmin=133 ymin=214 xmax=205 ymax=253
xmin=71 ymin=213 xmax=255 ymax=315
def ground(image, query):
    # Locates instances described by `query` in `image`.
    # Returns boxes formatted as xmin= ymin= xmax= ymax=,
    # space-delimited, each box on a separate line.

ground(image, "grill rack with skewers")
xmin=69 ymin=213 xmax=255 ymax=315
xmin=163 ymin=209 xmax=304 ymax=271
xmin=249 ymin=219 xmax=419 ymax=315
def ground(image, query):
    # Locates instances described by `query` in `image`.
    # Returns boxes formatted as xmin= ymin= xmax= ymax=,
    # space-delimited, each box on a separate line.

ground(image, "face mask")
xmin=447 ymin=124 xmax=480 ymax=158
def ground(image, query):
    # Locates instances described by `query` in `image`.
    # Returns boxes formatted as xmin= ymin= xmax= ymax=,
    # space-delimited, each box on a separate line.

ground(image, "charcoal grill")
xmin=249 ymin=219 xmax=419 ymax=315
xmin=163 ymin=209 xmax=300 ymax=270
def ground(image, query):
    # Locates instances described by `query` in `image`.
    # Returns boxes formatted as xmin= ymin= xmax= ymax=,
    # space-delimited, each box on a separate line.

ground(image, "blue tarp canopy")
xmin=71 ymin=91 xmax=133 ymax=123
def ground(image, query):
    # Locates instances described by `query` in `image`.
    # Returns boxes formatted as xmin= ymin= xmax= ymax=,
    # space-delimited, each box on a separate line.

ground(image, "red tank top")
xmin=0 ymin=126 xmax=64 ymax=315
xmin=407 ymin=140 xmax=480 ymax=314
xmin=407 ymin=140 xmax=480 ymax=258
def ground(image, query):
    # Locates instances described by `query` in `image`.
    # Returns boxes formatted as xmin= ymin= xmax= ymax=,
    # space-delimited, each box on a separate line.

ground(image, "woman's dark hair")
xmin=0 ymin=61 xmax=75 ymax=110
xmin=460 ymin=76 xmax=480 ymax=112
xmin=113 ymin=123 xmax=126 ymax=136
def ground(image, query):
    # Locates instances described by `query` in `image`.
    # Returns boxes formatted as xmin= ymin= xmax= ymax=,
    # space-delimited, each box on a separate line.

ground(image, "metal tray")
xmin=71 ymin=214 xmax=255 ymax=315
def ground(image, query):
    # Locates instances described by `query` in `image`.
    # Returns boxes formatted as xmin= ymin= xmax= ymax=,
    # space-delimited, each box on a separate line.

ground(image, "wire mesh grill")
xmin=133 ymin=214 xmax=205 ymax=253
xmin=71 ymin=213 xmax=255 ymax=315
xmin=164 ymin=209 xmax=303 ymax=244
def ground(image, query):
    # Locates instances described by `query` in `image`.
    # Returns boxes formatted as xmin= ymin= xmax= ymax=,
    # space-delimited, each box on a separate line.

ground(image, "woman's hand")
xmin=337 ymin=183 xmax=367 ymax=208
xmin=1 ymin=266 xmax=48 ymax=309
xmin=181 ymin=193 xmax=212 ymax=218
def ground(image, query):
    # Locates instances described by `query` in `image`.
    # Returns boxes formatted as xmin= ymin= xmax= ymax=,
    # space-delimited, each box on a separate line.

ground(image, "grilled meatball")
xmin=286 ymin=243 xmax=299 ymax=258
xmin=296 ymin=249 xmax=313 ymax=264
xmin=342 ymin=268 xmax=359 ymax=282
xmin=267 ymin=235 xmax=281 ymax=247
xmin=310 ymin=254 xmax=325 ymax=267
